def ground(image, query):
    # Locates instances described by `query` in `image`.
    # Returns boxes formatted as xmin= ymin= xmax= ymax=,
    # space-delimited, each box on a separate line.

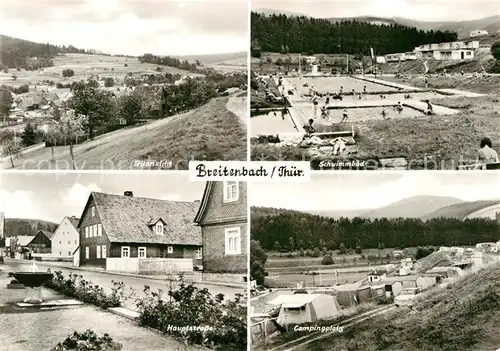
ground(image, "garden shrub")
xmin=51 ymin=330 xmax=122 ymax=351
xmin=136 ymin=278 xmax=247 ymax=350
xmin=46 ymin=271 xmax=129 ymax=309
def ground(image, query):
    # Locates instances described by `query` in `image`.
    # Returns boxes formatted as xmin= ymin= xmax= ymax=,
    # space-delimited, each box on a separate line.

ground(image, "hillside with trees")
xmin=0 ymin=34 xmax=96 ymax=70
xmin=251 ymin=207 xmax=499 ymax=252
xmin=138 ymin=54 xmax=201 ymax=73
xmin=4 ymin=218 xmax=58 ymax=238
xmin=251 ymin=12 xmax=458 ymax=57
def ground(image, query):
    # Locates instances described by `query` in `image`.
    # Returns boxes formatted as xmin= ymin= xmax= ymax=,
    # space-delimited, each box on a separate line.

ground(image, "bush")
xmin=321 ymin=255 xmax=334 ymax=265
xmin=299 ymin=248 xmax=305 ymax=257
xmin=46 ymin=271 xmax=130 ymax=309
xmin=136 ymin=277 xmax=247 ymax=350
xmin=62 ymin=69 xmax=75 ymax=78
xmin=51 ymin=330 xmax=122 ymax=351
xmin=104 ymin=77 xmax=115 ymax=87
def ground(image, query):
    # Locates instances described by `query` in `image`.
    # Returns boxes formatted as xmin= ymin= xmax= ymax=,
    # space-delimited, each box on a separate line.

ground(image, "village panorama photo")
xmin=0 ymin=172 xmax=248 ymax=350
xmin=0 ymin=0 xmax=248 ymax=170
xmin=250 ymin=0 xmax=500 ymax=170
xmin=250 ymin=172 xmax=500 ymax=350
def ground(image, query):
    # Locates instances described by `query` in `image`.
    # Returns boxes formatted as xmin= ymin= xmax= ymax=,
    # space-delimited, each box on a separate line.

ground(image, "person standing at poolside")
xmin=312 ymin=94 xmax=319 ymax=117
xmin=476 ymin=137 xmax=500 ymax=167
xmin=340 ymin=109 xmax=348 ymax=123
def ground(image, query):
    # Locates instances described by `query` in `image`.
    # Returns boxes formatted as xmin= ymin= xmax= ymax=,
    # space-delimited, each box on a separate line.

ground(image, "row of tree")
xmin=251 ymin=207 xmax=499 ymax=252
xmin=251 ymin=12 xmax=458 ymax=57
xmin=138 ymin=54 xmax=201 ymax=73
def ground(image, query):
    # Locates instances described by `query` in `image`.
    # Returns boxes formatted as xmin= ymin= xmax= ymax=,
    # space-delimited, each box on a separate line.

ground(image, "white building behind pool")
xmin=384 ymin=40 xmax=479 ymax=62
xmin=470 ymin=30 xmax=488 ymax=37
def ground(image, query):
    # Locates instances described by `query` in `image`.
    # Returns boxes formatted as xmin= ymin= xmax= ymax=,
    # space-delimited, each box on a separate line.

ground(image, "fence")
xmin=106 ymin=257 xmax=193 ymax=274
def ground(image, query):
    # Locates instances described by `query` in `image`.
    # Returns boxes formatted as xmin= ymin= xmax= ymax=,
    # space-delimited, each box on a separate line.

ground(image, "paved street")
xmin=0 ymin=266 xmax=202 ymax=351
xmin=4 ymin=259 xmax=244 ymax=310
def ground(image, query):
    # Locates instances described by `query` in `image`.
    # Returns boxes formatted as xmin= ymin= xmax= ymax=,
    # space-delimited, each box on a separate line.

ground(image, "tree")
xmin=0 ymin=89 xmax=13 ymax=121
xmin=273 ymin=241 xmax=281 ymax=252
xmin=355 ymin=246 xmax=363 ymax=254
xmin=68 ymin=82 xmax=115 ymax=139
xmin=1 ymin=134 xmax=21 ymax=168
xmin=21 ymin=123 xmax=38 ymax=146
xmin=118 ymin=91 xmax=142 ymax=125
xmin=339 ymin=242 xmax=347 ymax=254
xmin=250 ymin=240 xmax=267 ymax=285
xmin=57 ymin=109 xmax=88 ymax=170
xmin=288 ymin=237 xmax=295 ymax=251
xmin=62 ymin=69 xmax=75 ymax=77
xmin=104 ymin=77 xmax=115 ymax=87
xmin=321 ymin=255 xmax=334 ymax=265
xmin=45 ymin=121 xmax=60 ymax=162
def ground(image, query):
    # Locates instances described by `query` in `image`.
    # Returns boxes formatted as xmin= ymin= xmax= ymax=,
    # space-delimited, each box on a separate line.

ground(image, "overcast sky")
xmin=253 ymin=0 xmax=500 ymax=21
xmin=0 ymin=172 xmax=205 ymax=223
xmin=250 ymin=173 xmax=500 ymax=211
xmin=0 ymin=0 xmax=248 ymax=56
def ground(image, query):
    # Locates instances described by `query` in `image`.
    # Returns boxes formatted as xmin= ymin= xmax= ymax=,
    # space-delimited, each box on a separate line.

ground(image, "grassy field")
xmin=0 ymin=53 xmax=195 ymax=87
xmin=0 ymin=94 xmax=247 ymax=170
xmin=209 ymin=57 xmax=247 ymax=73
xmin=295 ymin=264 xmax=500 ymax=351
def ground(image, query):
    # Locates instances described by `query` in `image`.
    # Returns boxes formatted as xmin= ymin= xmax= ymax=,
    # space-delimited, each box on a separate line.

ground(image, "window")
xmin=223 ymin=181 xmax=239 ymax=202
xmin=68 ymin=251 xmax=71 ymax=256
xmin=167 ymin=246 xmax=173 ymax=254
xmin=91 ymin=206 xmax=95 ymax=217
xmin=59 ymin=251 xmax=62 ymax=256
xmin=138 ymin=247 xmax=147 ymax=258
xmin=96 ymin=246 xmax=101 ymax=259
xmin=68 ymin=241 xmax=71 ymax=244
xmin=97 ymin=224 xmax=102 ymax=236
xmin=74 ymin=240 xmax=77 ymax=244
xmin=90 ymin=226 xmax=94 ymax=238
xmin=155 ymin=222 xmax=163 ymax=235
xmin=102 ymin=246 xmax=107 ymax=258
xmin=121 ymin=246 xmax=130 ymax=258
xmin=196 ymin=247 xmax=203 ymax=259
xmin=225 ymin=228 xmax=241 ymax=255
xmin=85 ymin=247 xmax=89 ymax=259
xmin=59 ymin=241 xmax=61 ymax=244
xmin=85 ymin=227 xmax=88 ymax=238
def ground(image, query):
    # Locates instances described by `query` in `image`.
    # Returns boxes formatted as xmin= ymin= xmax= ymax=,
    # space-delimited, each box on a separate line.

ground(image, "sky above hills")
xmin=253 ymin=0 xmax=500 ymax=21
xmin=0 ymin=173 xmax=204 ymax=223
xmin=0 ymin=0 xmax=248 ymax=56
xmin=250 ymin=173 xmax=500 ymax=211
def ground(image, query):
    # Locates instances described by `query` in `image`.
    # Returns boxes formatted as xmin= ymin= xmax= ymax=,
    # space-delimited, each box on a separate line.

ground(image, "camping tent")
xmin=267 ymin=293 xmax=341 ymax=325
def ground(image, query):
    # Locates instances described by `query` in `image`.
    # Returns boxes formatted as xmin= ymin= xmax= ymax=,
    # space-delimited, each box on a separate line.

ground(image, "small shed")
xmin=267 ymin=294 xmax=341 ymax=325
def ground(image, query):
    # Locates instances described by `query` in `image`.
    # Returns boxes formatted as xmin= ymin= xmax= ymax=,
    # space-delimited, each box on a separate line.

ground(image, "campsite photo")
xmin=0 ymin=173 xmax=247 ymax=350
xmin=0 ymin=0 xmax=248 ymax=170
xmin=250 ymin=0 xmax=500 ymax=170
xmin=250 ymin=172 xmax=500 ymax=350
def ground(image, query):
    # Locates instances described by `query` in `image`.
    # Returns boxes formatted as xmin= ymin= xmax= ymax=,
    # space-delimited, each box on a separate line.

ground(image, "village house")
xmin=194 ymin=181 xmax=247 ymax=283
xmin=27 ymin=230 xmax=54 ymax=254
xmin=51 ymin=216 xmax=80 ymax=258
xmin=367 ymin=269 xmax=386 ymax=283
xmin=12 ymin=235 xmax=35 ymax=258
xmin=77 ymin=191 xmax=202 ymax=274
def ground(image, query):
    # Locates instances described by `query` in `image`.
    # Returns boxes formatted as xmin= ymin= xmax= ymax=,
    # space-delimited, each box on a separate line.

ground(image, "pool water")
xmin=251 ymin=111 xmax=298 ymax=136
xmin=294 ymin=104 xmax=426 ymax=123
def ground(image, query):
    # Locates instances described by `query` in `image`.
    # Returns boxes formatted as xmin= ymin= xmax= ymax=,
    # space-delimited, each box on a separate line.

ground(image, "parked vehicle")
xmin=394 ymin=287 xmax=422 ymax=307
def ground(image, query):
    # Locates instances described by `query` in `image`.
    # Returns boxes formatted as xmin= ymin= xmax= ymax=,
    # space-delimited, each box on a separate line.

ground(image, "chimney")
xmin=124 ymin=191 xmax=133 ymax=197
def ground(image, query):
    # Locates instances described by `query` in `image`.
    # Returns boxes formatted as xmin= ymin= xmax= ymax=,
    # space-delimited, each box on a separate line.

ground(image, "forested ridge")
xmin=251 ymin=207 xmax=499 ymax=251
xmin=251 ymin=12 xmax=458 ymax=56
xmin=0 ymin=34 xmax=108 ymax=70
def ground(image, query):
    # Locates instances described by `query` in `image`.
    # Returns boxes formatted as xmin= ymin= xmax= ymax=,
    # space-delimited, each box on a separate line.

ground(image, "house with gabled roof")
xmin=51 ymin=216 xmax=80 ymax=258
xmin=27 ymin=230 xmax=54 ymax=254
xmin=77 ymin=191 xmax=202 ymax=272
xmin=194 ymin=181 xmax=247 ymax=283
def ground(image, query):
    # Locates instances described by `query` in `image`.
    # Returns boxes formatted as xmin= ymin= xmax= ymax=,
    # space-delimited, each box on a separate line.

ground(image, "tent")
xmin=267 ymin=294 xmax=341 ymax=325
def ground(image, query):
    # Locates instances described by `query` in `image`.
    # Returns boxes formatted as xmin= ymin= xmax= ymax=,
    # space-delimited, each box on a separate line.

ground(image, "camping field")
xmin=0 ymin=93 xmax=247 ymax=170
